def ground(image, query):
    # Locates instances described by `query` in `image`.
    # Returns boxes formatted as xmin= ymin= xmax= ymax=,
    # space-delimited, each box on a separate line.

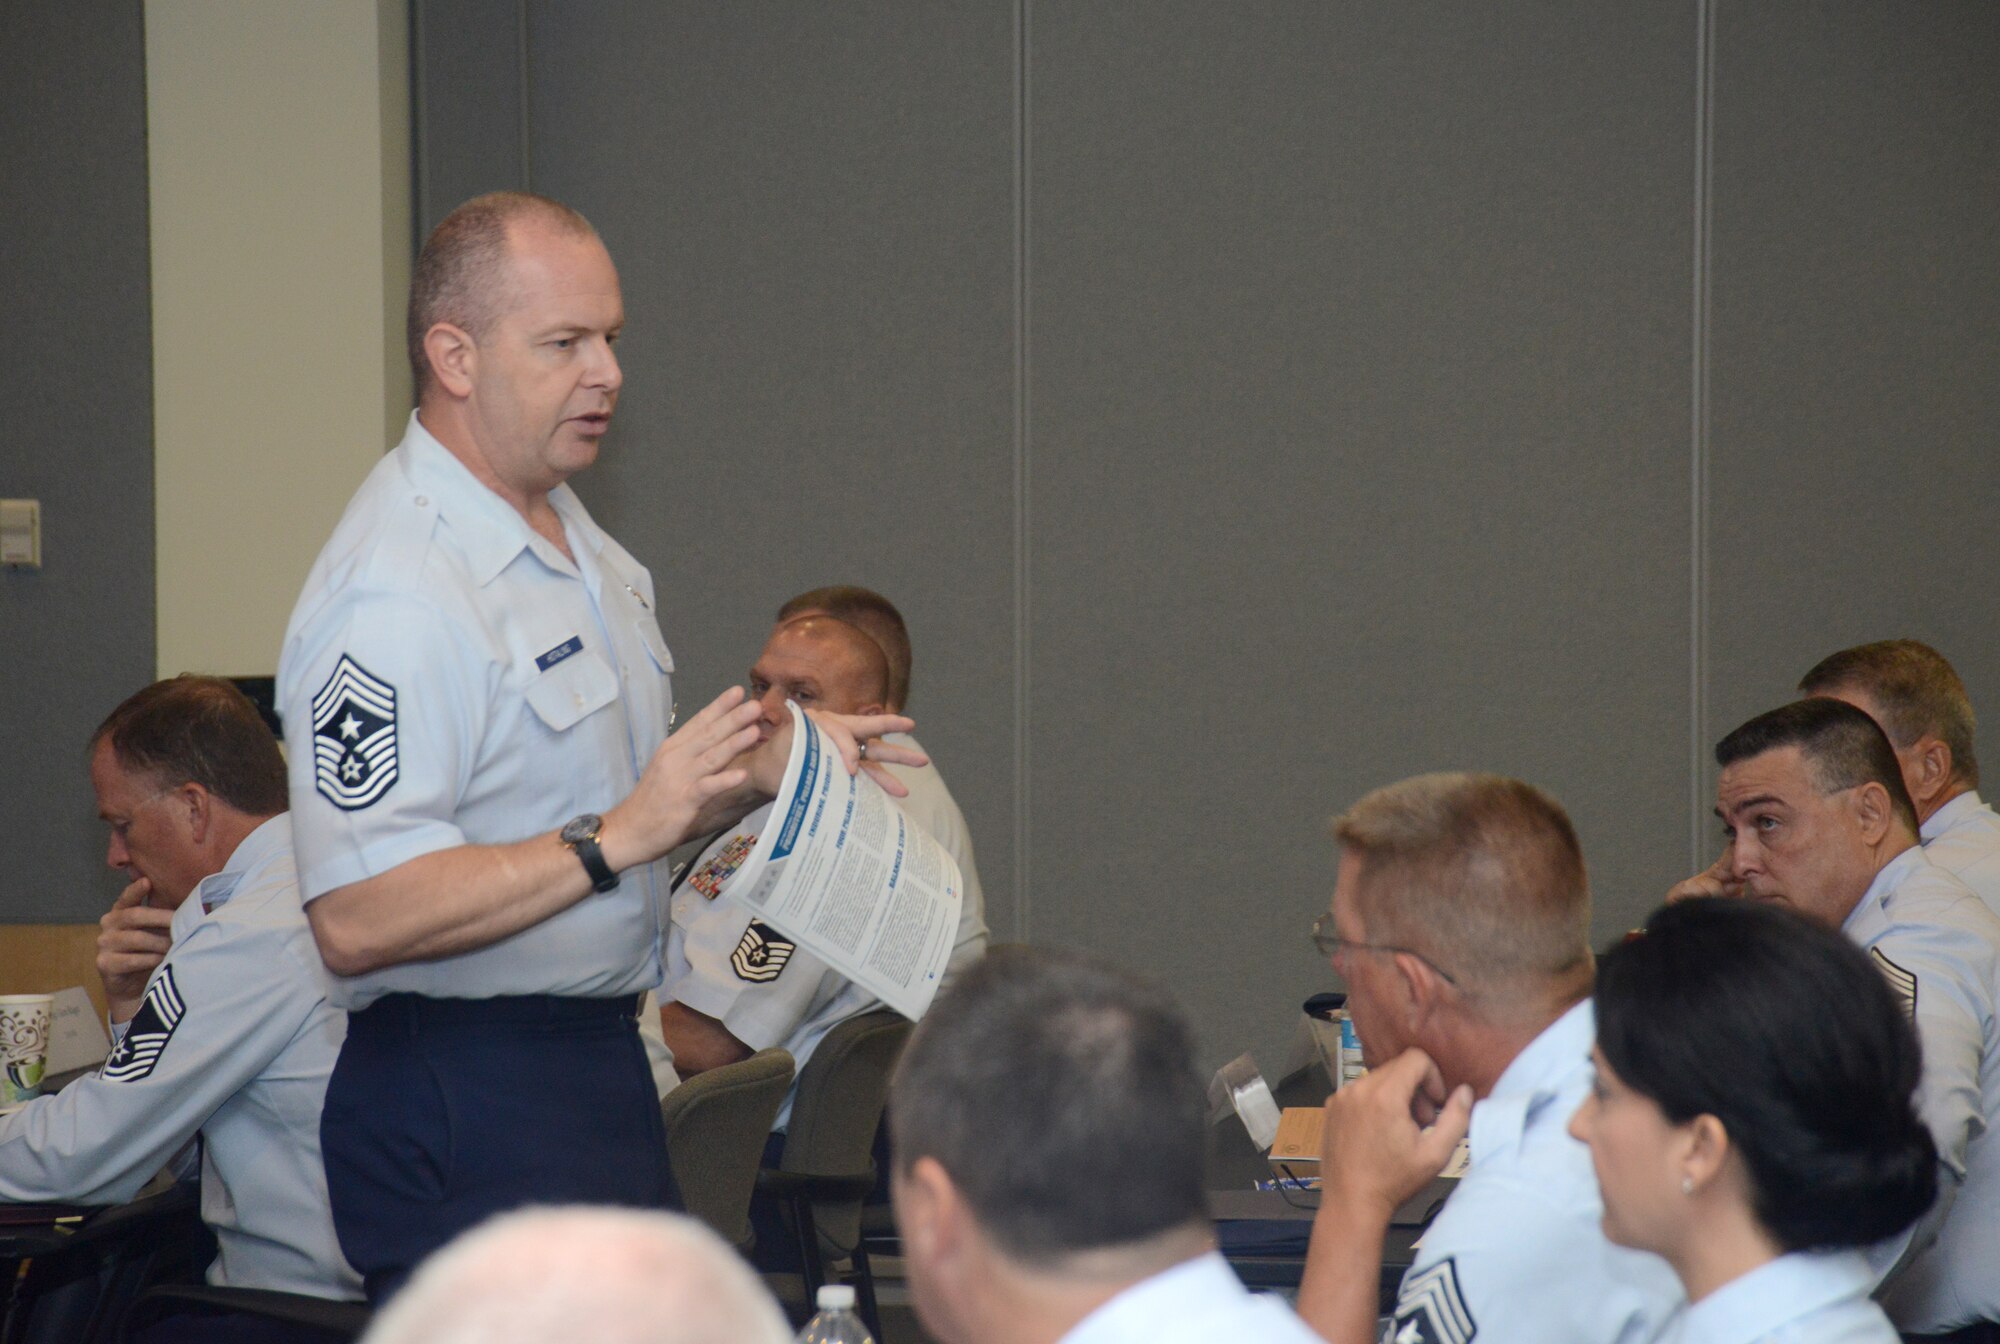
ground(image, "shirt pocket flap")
xmin=636 ymin=619 xmax=675 ymax=675
xmin=526 ymin=648 xmax=620 ymax=732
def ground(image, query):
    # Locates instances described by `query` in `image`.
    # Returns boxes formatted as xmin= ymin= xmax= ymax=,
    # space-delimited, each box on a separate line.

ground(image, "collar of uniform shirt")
xmin=1467 ymin=997 xmax=1594 ymax=1165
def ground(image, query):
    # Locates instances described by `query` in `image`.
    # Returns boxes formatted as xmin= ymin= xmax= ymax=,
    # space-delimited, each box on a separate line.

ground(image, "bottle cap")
xmin=816 ymin=1284 xmax=857 ymax=1311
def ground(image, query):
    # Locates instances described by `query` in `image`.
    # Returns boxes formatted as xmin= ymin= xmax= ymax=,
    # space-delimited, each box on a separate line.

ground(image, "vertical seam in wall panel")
xmin=1012 ymin=0 xmax=1032 ymax=943
xmin=1689 ymin=0 xmax=1717 ymax=870
xmin=411 ymin=1 xmax=429 ymax=235
xmin=517 ymin=0 xmax=533 ymax=191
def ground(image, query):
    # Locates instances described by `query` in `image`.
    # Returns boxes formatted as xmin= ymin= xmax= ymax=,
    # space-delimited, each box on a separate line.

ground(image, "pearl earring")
xmin=1681 ymin=1175 xmax=1694 ymax=1196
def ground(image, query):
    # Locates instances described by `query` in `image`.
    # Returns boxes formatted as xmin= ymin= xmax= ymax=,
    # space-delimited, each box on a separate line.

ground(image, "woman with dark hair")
xmin=1568 ymin=897 xmax=1937 ymax=1343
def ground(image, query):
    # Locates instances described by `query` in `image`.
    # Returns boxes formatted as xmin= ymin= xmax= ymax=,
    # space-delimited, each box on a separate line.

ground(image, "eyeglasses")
xmin=106 ymin=785 xmax=177 ymax=840
xmin=1310 ymin=911 xmax=1460 ymax=987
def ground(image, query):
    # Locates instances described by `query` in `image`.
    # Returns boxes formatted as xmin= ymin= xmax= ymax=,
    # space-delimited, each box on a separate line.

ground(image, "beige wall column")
xmin=146 ymin=0 xmax=411 ymax=677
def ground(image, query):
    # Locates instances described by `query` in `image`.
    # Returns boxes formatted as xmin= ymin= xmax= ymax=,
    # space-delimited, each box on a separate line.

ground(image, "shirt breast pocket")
xmin=525 ymin=647 xmax=620 ymax=733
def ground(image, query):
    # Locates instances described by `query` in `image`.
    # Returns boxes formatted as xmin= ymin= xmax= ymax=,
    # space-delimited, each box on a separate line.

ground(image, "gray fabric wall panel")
xmin=1027 ymin=2 xmax=1698 ymax=1073
xmin=413 ymin=0 xmax=528 ymax=233
xmin=0 ymin=2 xmax=155 ymax=921
xmin=409 ymin=0 xmax=2000 ymax=1077
xmin=514 ymin=3 xmax=1021 ymax=932
xmin=1705 ymin=5 xmax=2000 ymax=822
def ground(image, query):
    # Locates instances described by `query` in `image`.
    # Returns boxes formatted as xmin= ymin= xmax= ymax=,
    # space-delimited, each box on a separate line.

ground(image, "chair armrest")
xmin=756 ymin=1169 xmax=879 ymax=1202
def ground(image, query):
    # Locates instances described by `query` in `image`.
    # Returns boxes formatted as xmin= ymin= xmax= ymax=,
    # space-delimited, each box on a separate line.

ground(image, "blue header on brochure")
xmin=771 ymin=706 xmax=820 ymax=860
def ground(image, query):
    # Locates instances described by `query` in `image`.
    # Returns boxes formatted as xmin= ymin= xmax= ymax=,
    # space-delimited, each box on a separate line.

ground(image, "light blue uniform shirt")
xmin=1842 ymin=846 xmax=2000 ymax=1332
xmin=1389 ymin=999 xmax=1682 ymax=1344
xmin=1661 ymin=1252 xmax=1895 ymax=1344
xmin=1058 ymin=1251 xmax=1321 ymax=1344
xmin=1922 ymin=790 xmax=2000 ymax=918
xmin=0 ymin=818 xmax=357 ymax=1299
xmin=278 ymin=413 xmax=677 ymax=1008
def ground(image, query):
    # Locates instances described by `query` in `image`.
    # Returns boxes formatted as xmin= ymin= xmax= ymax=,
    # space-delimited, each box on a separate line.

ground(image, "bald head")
xmin=748 ymin=615 xmax=890 ymax=741
xmin=360 ymin=1207 xmax=790 ymax=1344
xmin=408 ymin=191 xmax=598 ymax=399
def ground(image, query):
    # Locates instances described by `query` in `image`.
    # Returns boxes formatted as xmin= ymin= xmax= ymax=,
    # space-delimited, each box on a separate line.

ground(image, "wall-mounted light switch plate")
xmin=1 ymin=499 xmax=41 ymax=568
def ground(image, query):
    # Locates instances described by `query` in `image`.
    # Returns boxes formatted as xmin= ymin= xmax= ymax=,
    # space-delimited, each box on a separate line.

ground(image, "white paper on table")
xmin=719 ymin=703 xmax=963 ymax=1020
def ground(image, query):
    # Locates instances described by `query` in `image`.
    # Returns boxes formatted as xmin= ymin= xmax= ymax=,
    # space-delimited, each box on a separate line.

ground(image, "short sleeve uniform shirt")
xmin=1658 ymin=1252 xmax=1895 ymax=1344
xmin=1843 ymin=847 xmax=2000 ymax=1333
xmin=1389 ymin=999 xmax=1683 ymax=1344
xmin=1922 ymin=791 xmax=2000 ymax=918
xmin=278 ymin=413 xmax=676 ymax=1008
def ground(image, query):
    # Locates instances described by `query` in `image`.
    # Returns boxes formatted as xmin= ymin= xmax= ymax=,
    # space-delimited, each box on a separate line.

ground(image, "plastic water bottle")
xmin=797 ymin=1284 xmax=875 ymax=1344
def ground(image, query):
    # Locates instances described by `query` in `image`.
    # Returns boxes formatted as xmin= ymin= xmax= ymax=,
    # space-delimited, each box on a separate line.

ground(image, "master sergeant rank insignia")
xmin=1393 ymin=1256 xmax=1476 ymax=1344
xmin=102 ymin=965 xmax=185 ymax=1083
xmin=731 ymin=921 xmax=796 ymax=983
xmin=312 ymin=654 xmax=399 ymax=810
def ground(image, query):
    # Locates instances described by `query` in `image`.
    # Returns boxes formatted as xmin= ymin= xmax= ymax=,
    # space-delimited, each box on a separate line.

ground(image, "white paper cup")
xmin=0 ymin=994 xmax=54 ymax=1105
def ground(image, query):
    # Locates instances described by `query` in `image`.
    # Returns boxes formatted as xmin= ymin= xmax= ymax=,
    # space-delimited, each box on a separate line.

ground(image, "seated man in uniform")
xmin=1669 ymin=698 xmax=2000 ymax=1337
xmin=359 ymin=1206 xmax=791 ymax=1344
xmin=889 ymin=946 xmax=1321 ymax=1344
xmin=1298 ymin=772 xmax=1682 ymax=1344
xmin=776 ymin=585 xmax=989 ymax=969
xmin=0 ymin=677 xmax=359 ymax=1337
xmin=649 ymin=607 xmax=986 ymax=1091
xmin=1799 ymin=639 xmax=2000 ymax=913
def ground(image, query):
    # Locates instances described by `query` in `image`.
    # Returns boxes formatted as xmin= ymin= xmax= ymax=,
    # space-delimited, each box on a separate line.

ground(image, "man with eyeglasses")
xmin=0 ymin=677 xmax=360 ymax=1340
xmin=1296 ymin=772 xmax=1681 ymax=1344
xmin=1667 ymin=698 xmax=2000 ymax=1340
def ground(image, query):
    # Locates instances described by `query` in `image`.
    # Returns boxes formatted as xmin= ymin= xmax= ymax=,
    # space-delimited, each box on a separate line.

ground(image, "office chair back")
xmin=661 ymin=1047 xmax=796 ymax=1251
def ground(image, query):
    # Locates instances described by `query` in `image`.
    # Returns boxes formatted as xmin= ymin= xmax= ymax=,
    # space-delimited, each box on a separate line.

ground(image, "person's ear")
xmin=424 ymin=322 xmax=478 ymax=399
xmin=1392 ymin=950 xmax=1448 ymax=1030
xmin=1850 ymin=780 xmax=1895 ymax=845
xmin=1912 ymin=737 xmax=1954 ymax=811
xmin=174 ymin=782 xmax=213 ymax=846
xmin=899 ymin=1156 xmax=967 ymax=1264
xmin=1680 ymin=1113 xmax=1730 ymax=1194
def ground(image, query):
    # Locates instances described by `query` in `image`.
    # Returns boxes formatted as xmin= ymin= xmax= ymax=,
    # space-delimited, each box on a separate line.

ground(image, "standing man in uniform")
xmin=1668 ymin=698 xmax=2000 ymax=1336
xmin=278 ymin=191 xmax=912 ymax=1302
xmin=776 ymin=585 xmax=988 ymax=967
xmin=1 ymin=677 xmax=358 ymax=1338
xmin=1799 ymin=639 xmax=2000 ymax=912
xmin=1297 ymin=773 xmax=1682 ymax=1344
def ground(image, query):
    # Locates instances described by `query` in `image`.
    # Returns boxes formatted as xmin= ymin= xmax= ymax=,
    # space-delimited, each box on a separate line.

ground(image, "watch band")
xmin=561 ymin=814 xmax=620 ymax=893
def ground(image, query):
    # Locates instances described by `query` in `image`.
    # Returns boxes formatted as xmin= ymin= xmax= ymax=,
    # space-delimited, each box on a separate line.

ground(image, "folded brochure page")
xmin=719 ymin=702 xmax=963 ymax=1020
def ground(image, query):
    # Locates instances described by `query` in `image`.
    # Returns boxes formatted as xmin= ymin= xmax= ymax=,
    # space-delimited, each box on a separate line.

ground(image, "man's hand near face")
xmin=1298 ymin=1049 xmax=1474 ymax=1344
xmin=1666 ymin=848 xmax=1743 ymax=904
xmin=96 ymin=876 xmax=175 ymax=1024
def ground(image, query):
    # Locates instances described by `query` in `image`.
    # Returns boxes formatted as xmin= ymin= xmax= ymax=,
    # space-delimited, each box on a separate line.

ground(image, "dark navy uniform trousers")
xmin=320 ymin=994 xmax=680 ymax=1304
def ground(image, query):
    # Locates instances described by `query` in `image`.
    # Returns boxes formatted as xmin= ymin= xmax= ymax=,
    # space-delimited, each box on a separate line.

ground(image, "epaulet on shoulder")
xmin=354 ymin=490 xmax=443 ymax=591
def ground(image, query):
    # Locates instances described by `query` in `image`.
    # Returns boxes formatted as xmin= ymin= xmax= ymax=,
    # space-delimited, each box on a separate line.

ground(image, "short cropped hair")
xmin=888 ymin=947 xmax=1208 ymax=1265
xmin=1332 ymin=773 xmax=1591 ymax=990
xmin=1597 ymin=899 xmax=1936 ymax=1252
xmin=360 ymin=1206 xmax=791 ymax=1344
xmin=778 ymin=586 xmax=912 ymax=710
xmin=408 ymin=191 xmax=597 ymax=397
xmin=1800 ymin=639 xmax=1979 ymax=789
xmin=91 ymin=677 xmax=287 ymax=817
xmin=1715 ymin=698 xmax=1920 ymax=835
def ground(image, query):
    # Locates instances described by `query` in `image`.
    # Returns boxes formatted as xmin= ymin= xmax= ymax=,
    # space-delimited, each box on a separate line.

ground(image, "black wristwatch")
xmin=559 ymin=813 xmax=620 ymax=893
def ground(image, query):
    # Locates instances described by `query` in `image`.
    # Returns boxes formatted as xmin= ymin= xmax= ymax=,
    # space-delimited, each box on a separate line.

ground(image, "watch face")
xmin=560 ymin=813 xmax=603 ymax=846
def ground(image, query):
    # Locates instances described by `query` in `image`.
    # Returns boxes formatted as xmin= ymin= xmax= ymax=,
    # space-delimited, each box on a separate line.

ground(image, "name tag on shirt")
xmin=535 ymin=636 xmax=584 ymax=672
